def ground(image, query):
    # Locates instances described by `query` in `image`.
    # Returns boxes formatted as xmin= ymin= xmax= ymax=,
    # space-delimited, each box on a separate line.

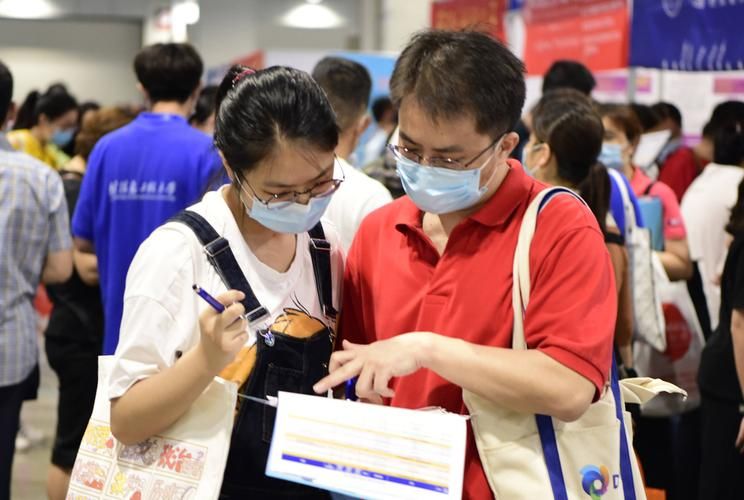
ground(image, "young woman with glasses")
xmin=107 ymin=65 xmax=345 ymax=499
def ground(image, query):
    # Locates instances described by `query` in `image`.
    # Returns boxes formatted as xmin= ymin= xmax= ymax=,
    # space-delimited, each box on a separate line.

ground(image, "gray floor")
xmin=11 ymin=338 xmax=59 ymax=500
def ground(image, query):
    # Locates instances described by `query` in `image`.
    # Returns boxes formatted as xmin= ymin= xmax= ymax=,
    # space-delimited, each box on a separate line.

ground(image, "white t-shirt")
xmin=109 ymin=186 xmax=344 ymax=400
xmin=324 ymin=158 xmax=392 ymax=252
xmin=362 ymin=127 xmax=390 ymax=166
xmin=681 ymin=163 xmax=744 ymax=330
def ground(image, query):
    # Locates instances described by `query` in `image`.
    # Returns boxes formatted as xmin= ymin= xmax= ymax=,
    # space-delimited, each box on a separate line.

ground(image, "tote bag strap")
xmin=511 ymin=187 xmax=582 ymax=349
xmin=512 ymin=187 xmax=637 ymax=500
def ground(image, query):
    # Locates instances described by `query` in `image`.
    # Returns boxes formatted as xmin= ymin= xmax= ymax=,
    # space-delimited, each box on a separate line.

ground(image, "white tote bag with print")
xmin=66 ymin=356 xmax=237 ymax=500
xmin=635 ymin=255 xmax=705 ymax=417
xmin=463 ymin=187 xmax=685 ymax=500
xmin=608 ymin=168 xmax=667 ymax=352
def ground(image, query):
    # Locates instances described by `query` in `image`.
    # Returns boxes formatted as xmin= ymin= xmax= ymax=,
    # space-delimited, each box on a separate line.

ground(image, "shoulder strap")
xmin=604 ymin=232 xmax=625 ymax=246
xmin=512 ymin=187 xmax=585 ymax=350
xmin=643 ymin=181 xmax=656 ymax=197
xmin=308 ymin=222 xmax=338 ymax=318
xmin=607 ymin=168 xmax=636 ymax=233
xmin=169 ymin=210 xmax=269 ymax=323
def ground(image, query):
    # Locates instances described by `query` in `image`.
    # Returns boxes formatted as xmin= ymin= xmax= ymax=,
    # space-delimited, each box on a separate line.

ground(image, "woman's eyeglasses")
xmin=243 ymin=157 xmax=345 ymax=209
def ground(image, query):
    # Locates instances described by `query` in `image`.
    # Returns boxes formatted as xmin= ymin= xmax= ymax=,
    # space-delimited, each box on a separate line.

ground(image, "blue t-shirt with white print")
xmin=72 ymin=112 xmax=222 ymax=354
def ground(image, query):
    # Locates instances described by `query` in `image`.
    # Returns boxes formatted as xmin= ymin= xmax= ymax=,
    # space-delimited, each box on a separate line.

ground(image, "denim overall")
xmin=173 ymin=211 xmax=336 ymax=499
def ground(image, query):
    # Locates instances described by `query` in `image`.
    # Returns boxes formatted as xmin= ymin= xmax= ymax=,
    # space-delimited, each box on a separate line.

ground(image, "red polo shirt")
xmin=340 ymin=161 xmax=616 ymax=500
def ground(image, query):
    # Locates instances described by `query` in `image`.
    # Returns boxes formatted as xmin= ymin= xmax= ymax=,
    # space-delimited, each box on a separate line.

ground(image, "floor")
xmin=11 ymin=338 xmax=59 ymax=500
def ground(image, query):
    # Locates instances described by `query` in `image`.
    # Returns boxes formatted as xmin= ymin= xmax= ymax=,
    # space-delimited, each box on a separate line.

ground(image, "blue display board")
xmin=630 ymin=1 xmax=744 ymax=71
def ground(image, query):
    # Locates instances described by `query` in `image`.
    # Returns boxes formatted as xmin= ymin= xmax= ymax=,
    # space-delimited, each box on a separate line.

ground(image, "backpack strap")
xmin=308 ymin=222 xmax=338 ymax=318
xmin=170 ymin=210 xmax=269 ymax=323
xmin=642 ymin=181 xmax=656 ymax=197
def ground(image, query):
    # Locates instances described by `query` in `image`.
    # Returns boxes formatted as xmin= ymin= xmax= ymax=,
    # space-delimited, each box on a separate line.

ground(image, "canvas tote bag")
xmin=463 ymin=187 xmax=685 ymax=500
xmin=66 ymin=356 xmax=237 ymax=500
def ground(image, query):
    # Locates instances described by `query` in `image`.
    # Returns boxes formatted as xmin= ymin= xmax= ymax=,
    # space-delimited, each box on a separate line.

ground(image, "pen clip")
xmin=238 ymin=394 xmax=278 ymax=407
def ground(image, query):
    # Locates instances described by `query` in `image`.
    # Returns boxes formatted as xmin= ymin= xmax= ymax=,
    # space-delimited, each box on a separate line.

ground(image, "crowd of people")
xmin=0 ymin=27 xmax=743 ymax=500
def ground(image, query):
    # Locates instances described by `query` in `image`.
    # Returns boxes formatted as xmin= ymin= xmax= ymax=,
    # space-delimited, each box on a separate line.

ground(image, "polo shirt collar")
xmin=394 ymin=159 xmax=532 ymax=231
xmin=138 ymin=112 xmax=188 ymax=124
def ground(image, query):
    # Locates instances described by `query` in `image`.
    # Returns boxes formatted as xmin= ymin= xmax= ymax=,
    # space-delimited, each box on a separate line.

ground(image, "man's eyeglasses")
xmin=243 ymin=158 xmax=345 ymax=209
xmin=388 ymin=136 xmax=502 ymax=170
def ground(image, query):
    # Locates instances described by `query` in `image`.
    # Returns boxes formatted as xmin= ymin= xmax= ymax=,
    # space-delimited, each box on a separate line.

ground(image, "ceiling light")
xmin=0 ymin=0 xmax=60 ymax=19
xmin=172 ymin=0 xmax=200 ymax=25
xmin=281 ymin=3 xmax=344 ymax=29
xmin=307 ymin=0 xmax=323 ymax=4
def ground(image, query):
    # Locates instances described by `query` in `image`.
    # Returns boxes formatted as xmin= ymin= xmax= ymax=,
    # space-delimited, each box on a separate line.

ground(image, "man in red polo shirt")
xmin=314 ymin=30 xmax=617 ymax=499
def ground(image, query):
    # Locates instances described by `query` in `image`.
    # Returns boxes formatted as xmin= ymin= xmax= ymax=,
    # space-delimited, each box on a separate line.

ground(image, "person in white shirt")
xmin=682 ymin=120 xmax=744 ymax=330
xmin=312 ymin=57 xmax=393 ymax=252
xmin=108 ymin=64 xmax=344 ymax=499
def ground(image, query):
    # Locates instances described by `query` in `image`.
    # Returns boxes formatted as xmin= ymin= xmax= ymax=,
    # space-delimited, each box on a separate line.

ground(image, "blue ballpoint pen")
xmin=192 ymin=284 xmax=274 ymax=345
xmin=192 ymin=284 xmax=227 ymax=313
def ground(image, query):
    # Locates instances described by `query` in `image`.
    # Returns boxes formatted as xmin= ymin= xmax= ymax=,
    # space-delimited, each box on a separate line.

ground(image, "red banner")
xmin=431 ymin=0 xmax=506 ymax=41
xmin=523 ymin=0 xmax=629 ymax=75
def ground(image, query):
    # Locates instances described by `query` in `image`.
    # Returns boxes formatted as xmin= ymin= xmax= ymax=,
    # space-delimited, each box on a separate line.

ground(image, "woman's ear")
xmin=533 ymin=142 xmax=553 ymax=170
xmin=218 ymin=150 xmax=235 ymax=182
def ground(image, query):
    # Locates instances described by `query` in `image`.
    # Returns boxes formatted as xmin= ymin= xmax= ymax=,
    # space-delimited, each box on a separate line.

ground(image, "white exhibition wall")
xmin=0 ymin=17 xmax=142 ymax=106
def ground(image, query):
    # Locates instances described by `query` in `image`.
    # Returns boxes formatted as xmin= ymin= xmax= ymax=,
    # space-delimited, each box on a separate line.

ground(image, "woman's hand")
xmin=313 ymin=333 xmax=433 ymax=399
xmin=197 ymin=290 xmax=248 ymax=374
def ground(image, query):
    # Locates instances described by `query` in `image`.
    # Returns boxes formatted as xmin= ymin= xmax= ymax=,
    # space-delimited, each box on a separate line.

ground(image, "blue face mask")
xmin=51 ymin=128 xmax=75 ymax=147
xmin=396 ymin=157 xmax=490 ymax=214
xmin=520 ymin=147 xmax=533 ymax=177
xmin=239 ymin=185 xmax=333 ymax=234
xmin=598 ymin=143 xmax=625 ymax=171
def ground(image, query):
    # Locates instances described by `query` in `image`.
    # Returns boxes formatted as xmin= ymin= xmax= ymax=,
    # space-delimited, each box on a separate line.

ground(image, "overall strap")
xmin=308 ymin=222 xmax=338 ymax=318
xmin=170 ymin=210 xmax=269 ymax=323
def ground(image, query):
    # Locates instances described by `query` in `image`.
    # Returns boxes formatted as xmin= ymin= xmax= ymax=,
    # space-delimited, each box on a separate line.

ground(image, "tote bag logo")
xmin=580 ymin=465 xmax=609 ymax=499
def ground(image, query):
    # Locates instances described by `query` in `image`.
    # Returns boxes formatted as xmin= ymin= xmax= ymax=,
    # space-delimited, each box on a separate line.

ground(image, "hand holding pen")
xmin=193 ymin=285 xmax=248 ymax=373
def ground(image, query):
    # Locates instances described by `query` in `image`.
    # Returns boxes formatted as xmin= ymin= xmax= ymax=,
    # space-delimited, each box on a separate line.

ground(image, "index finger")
xmin=215 ymin=289 xmax=245 ymax=307
xmin=313 ymin=360 xmax=363 ymax=394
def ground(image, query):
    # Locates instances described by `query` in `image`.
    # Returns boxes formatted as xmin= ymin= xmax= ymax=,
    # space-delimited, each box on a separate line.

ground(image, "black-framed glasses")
xmin=242 ymin=157 xmax=345 ymax=209
xmin=388 ymin=136 xmax=502 ymax=170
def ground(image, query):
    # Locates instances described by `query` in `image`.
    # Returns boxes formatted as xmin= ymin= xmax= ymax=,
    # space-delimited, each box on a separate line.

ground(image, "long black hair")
xmin=727 ymin=178 xmax=744 ymax=236
xmin=13 ymin=85 xmax=77 ymax=130
xmin=531 ymin=89 xmax=609 ymax=234
xmin=214 ymin=65 xmax=338 ymax=182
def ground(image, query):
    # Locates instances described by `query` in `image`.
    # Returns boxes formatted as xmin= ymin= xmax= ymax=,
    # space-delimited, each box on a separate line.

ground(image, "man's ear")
xmin=358 ymin=114 xmax=372 ymax=136
xmin=500 ymin=131 xmax=521 ymax=158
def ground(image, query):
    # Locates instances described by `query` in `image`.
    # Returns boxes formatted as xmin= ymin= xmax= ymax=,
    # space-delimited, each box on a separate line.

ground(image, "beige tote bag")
xmin=67 ymin=356 xmax=237 ymax=500
xmin=463 ymin=187 xmax=685 ymax=500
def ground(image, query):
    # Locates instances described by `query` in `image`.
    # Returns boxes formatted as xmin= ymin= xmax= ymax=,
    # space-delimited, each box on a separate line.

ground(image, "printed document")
xmin=266 ymin=392 xmax=468 ymax=499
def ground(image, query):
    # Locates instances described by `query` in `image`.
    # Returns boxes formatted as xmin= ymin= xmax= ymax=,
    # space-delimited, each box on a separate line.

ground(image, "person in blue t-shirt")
xmin=72 ymin=43 xmax=222 ymax=355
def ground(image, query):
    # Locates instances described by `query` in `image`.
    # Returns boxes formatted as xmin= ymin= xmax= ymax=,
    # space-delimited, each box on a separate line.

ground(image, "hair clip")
xmin=232 ymin=68 xmax=256 ymax=88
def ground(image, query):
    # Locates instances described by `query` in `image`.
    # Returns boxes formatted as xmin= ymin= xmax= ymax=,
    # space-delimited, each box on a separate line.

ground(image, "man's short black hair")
xmin=630 ymin=103 xmax=660 ymax=132
xmin=391 ymin=29 xmax=526 ymax=137
xmin=0 ymin=60 xmax=12 ymax=121
xmin=651 ymin=102 xmax=682 ymax=129
xmin=312 ymin=57 xmax=372 ymax=132
xmin=371 ymin=96 xmax=393 ymax=123
xmin=542 ymin=60 xmax=596 ymax=95
xmin=134 ymin=43 xmax=203 ymax=104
